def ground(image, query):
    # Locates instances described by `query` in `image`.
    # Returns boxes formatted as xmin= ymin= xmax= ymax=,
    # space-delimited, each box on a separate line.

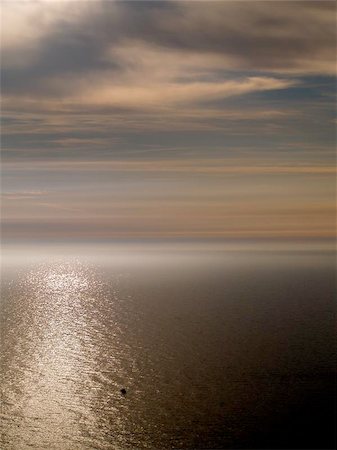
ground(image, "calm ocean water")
xmin=1 ymin=251 xmax=335 ymax=449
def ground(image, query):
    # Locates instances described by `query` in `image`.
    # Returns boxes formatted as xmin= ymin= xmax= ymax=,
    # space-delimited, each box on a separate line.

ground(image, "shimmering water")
xmin=1 ymin=252 xmax=335 ymax=449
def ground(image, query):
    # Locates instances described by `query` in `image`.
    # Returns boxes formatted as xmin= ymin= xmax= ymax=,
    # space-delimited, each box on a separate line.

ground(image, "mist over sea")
xmin=1 ymin=245 xmax=335 ymax=449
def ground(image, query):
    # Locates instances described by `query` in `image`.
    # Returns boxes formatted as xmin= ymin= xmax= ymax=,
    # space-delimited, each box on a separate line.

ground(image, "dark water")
xmin=1 ymin=251 xmax=335 ymax=449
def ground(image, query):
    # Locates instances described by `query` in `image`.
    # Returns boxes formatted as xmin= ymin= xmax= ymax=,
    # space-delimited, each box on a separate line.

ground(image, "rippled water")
xmin=1 ymin=252 xmax=335 ymax=449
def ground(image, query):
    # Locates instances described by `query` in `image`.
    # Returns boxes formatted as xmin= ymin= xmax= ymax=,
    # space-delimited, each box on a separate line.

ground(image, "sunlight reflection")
xmin=2 ymin=261 xmax=115 ymax=448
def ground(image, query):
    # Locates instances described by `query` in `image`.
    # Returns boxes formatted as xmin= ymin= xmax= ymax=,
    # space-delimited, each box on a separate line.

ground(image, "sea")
xmin=1 ymin=246 xmax=335 ymax=449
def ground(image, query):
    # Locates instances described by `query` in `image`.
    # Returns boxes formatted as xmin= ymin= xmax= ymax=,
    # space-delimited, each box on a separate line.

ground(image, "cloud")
xmin=3 ymin=159 xmax=335 ymax=176
xmin=1 ymin=1 xmax=95 ymax=67
xmin=2 ymin=154 xmax=334 ymax=242
xmin=2 ymin=0 xmax=335 ymax=98
xmin=2 ymin=73 xmax=296 ymax=109
xmin=162 ymin=1 xmax=336 ymax=75
xmin=74 ymin=76 xmax=296 ymax=110
xmin=2 ymin=38 xmax=299 ymax=141
xmin=1 ymin=0 xmax=334 ymax=150
xmin=2 ymin=0 xmax=335 ymax=78
xmin=3 ymin=30 xmax=297 ymax=107
xmin=2 ymin=190 xmax=46 ymax=200
xmin=1 ymin=1 xmax=335 ymax=245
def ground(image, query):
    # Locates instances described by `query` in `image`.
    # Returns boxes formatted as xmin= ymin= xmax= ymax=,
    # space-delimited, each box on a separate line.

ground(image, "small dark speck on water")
xmin=120 ymin=388 xmax=127 ymax=395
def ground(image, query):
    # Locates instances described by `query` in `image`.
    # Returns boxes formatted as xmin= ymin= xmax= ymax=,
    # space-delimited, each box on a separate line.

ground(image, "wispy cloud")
xmin=3 ymin=159 xmax=335 ymax=175
xmin=2 ymin=190 xmax=46 ymax=200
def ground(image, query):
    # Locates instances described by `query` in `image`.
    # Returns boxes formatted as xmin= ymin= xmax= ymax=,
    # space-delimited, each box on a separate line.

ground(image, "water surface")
xmin=1 ymin=251 xmax=335 ymax=449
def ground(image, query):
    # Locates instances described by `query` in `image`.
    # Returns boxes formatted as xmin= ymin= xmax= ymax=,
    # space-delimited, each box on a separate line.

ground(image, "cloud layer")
xmin=1 ymin=1 xmax=335 ymax=243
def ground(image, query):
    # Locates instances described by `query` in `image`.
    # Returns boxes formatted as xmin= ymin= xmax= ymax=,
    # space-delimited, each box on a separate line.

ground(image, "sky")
xmin=1 ymin=0 xmax=336 ymax=249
